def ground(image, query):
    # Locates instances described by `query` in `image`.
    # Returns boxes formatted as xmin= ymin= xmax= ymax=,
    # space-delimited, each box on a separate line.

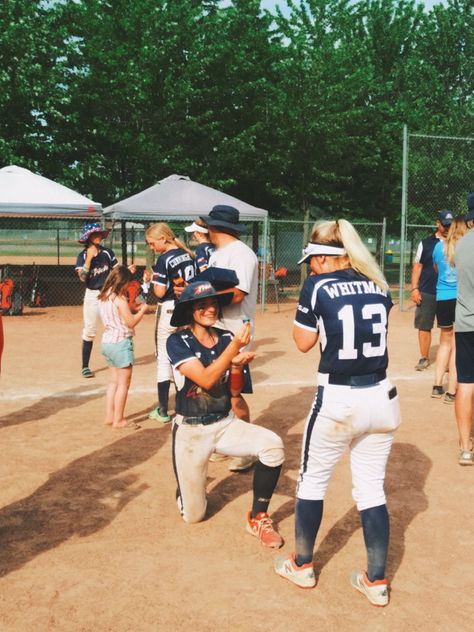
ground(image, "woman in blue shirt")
xmin=432 ymin=216 xmax=468 ymax=402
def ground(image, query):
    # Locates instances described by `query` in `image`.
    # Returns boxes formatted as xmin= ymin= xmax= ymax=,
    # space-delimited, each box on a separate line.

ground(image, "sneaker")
xmin=148 ymin=406 xmax=171 ymax=423
xmin=228 ymin=455 xmax=258 ymax=472
xmin=81 ymin=367 xmax=95 ymax=378
xmin=209 ymin=453 xmax=229 ymax=462
xmin=431 ymin=385 xmax=444 ymax=399
xmin=443 ymin=392 xmax=456 ymax=404
xmin=458 ymin=449 xmax=474 ymax=466
xmin=246 ymin=512 xmax=283 ymax=549
xmin=350 ymin=570 xmax=389 ymax=607
xmin=415 ymin=357 xmax=430 ymax=371
xmin=274 ymin=553 xmax=316 ymax=589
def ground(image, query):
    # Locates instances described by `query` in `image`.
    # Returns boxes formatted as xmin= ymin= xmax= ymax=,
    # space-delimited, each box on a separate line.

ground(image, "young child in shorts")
xmin=98 ymin=266 xmax=148 ymax=429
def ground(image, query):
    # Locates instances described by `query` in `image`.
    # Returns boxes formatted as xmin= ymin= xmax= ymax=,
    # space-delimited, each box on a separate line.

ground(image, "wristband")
xmin=411 ymin=287 xmax=419 ymax=292
xmin=229 ymin=370 xmax=244 ymax=392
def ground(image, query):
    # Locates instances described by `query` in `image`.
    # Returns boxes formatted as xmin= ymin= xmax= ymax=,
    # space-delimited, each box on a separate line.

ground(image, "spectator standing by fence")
xmin=411 ymin=210 xmax=452 ymax=371
xmin=454 ymin=194 xmax=474 ymax=466
xmin=431 ymin=215 xmax=466 ymax=402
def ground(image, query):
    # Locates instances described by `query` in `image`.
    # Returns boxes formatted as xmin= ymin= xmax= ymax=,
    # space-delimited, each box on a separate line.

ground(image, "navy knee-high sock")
xmin=251 ymin=462 xmax=282 ymax=516
xmin=295 ymin=498 xmax=324 ymax=566
xmin=82 ymin=340 xmax=93 ymax=369
xmin=360 ymin=504 xmax=390 ymax=581
xmin=158 ymin=380 xmax=170 ymax=414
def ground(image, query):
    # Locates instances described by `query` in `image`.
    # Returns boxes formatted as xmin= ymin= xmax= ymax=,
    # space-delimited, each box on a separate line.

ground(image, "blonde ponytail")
xmin=310 ymin=219 xmax=388 ymax=290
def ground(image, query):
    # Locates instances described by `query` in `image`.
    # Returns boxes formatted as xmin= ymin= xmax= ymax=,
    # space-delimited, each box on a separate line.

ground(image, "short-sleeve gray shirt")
xmin=455 ymin=229 xmax=474 ymax=332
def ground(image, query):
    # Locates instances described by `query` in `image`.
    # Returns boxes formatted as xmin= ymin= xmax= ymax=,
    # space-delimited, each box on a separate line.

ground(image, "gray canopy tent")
xmin=103 ymin=174 xmax=270 ymax=309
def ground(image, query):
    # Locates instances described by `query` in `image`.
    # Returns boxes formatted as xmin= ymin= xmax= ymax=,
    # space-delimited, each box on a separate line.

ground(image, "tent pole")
xmin=121 ymin=221 xmax=127 ymax=266
xmin=260 ymin=215 xmax=268 ymax=313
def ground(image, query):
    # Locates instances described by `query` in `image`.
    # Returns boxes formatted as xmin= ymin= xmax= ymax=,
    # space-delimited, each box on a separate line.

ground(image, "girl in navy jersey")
xmin=166 ymin=281 xmax=284 ymax=546
xmin=274 ymin=219 xmax=401 ymax=607
xmin=76 ymin=223 xmax=118 ymax=378
xmin=98 ymin=266 xmax=148 ymax=429
xmin=145 ymin=223 xmax=196 ymax=422
xmin=184 ymin=220 xmax=216 ymax=273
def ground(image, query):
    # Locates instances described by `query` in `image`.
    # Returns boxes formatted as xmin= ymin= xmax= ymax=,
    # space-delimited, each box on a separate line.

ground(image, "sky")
xmin=260 ymin=0 xmax=448 ymax=13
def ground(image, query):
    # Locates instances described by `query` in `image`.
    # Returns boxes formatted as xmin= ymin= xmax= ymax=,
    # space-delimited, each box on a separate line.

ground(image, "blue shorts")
xmin=102 ymin=337 xmax=134 ymax=368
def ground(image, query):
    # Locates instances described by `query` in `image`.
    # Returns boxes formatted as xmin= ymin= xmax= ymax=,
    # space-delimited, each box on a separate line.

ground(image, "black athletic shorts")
xmin=455 ymin=331 xmax=474 ymax=383
xmin=414 ymin=292 xmax=437 ymax=330
xmin=436 ymin=298 xmax=456 ymax=328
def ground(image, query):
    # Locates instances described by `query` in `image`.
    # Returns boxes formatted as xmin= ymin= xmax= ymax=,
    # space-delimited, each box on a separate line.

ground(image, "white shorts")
xmin=82 ymin=288 xmax=100 ymax=341
xmin=172 ymin=412 xmax=285 ymax=523
xmin=296 ymin=375 xmax=401 ymax=511
xmin=156 ymin=300 xmax=175 ymax=383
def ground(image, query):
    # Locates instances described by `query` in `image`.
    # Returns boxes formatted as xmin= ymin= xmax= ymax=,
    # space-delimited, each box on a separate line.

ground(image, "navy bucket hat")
xmin=199 ymin=205 xmax=247 ymax=234
xmin=170 ymin=281 xmax=234 ymax=327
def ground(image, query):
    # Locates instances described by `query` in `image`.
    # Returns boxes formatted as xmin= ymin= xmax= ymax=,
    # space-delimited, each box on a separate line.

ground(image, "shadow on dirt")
xmin=0 ymin=353 xmax=156 ymax=429
xmin=0 ymin=428 xmax=167 ymax=578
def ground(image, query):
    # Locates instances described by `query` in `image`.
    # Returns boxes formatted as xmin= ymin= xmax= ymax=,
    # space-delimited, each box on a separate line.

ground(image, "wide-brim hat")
xmin=199 ymin=205 xmax=247 ymax=234
xmin=78 ymin=222 xmax=110 ymax=244
xmin=297 ymin=242 xmax=347 ymax=264
xmin=184 ymin=221 xmax=208 ymax=234
xmin=170 ymin=281 xmax=234 ymax=327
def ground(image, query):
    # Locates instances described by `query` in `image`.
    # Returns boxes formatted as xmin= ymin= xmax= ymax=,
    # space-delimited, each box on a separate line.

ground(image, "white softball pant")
xmin=172 ymin=412 xmax=285 ymax=523
xmin=82 ymin=288 xmax=100 ymax=341
xmin=156 ymin=300 xmax=175 ymax=382
xmin=297 ymin=375 xmax=401 ymax=511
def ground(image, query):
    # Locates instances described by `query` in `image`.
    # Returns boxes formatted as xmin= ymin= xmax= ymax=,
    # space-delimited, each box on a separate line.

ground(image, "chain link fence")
xmin=400 ymin=130 xmax=474 ymax=310
xmin=0 ymin=218 xmax=267 ymax=309
xmin=264 ymin=219 xmax=388 ymax=307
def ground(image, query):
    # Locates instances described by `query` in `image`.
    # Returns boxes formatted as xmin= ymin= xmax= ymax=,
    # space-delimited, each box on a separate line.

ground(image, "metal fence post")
xmin=399 ymin=124 xmax=409 ymax=311
xmin=56 ymin=227 xmax=60 ymax=265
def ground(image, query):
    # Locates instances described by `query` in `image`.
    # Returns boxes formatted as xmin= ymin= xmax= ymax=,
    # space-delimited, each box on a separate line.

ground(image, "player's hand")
xmin=128 ymin=264 xmax=137 ymax=275
xmin=231 ymin=351 xmax=256 ymax=367
xmin=234 ymin=321 xmax=251 ymax=348
xmin=86 ymin=244 xmax=99 ymax=259
xmin=143 ymin=269 xmax=152 ymax=282
xmin=173 ymin=284 xmax=187 ymax=298
xmin=411 ymin=289 xmax=422 ymax=305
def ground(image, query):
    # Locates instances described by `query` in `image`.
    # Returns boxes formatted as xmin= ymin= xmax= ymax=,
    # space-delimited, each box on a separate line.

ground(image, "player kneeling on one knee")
xmin=274 ymin=219 xmax=401 ymax=606
xmin=166 ymin=281 xmax=285 ymax=548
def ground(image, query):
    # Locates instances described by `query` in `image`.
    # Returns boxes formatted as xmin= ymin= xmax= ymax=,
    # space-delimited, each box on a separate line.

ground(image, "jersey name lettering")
xmin=323 ymin=281 xmax=387 ymax=299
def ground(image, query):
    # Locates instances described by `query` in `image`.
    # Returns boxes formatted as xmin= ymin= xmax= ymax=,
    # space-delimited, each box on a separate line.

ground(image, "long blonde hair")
xmin=145 ymin=222 xmax=194 ymax=258
xmin=310 ymin=219 xmax=388 ymax=290
xmin=445 ymin=216 xmax=468 ymax=266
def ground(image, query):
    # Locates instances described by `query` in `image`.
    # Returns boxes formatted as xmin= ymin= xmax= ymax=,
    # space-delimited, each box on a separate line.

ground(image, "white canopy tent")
xmin=104 ymin=174 xmax=269 ymax=309
xmin=0 ymin=165 xmax=102 ymax=217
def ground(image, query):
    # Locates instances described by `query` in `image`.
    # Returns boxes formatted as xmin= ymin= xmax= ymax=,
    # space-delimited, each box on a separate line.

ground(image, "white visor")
xmin=297 ymin=242 xmax=347 ymax=264
xmin=184 ymin=222 xmax=208 ymax=234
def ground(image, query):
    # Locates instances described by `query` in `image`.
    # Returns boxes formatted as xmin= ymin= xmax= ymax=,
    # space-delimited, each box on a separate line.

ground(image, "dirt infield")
xmin=1 ymin=303 xmax=473 ymax=631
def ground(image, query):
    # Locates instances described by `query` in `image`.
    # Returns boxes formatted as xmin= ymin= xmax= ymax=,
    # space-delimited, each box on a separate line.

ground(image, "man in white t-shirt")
xmin=200 ymin=205 xmax=259 ymax=471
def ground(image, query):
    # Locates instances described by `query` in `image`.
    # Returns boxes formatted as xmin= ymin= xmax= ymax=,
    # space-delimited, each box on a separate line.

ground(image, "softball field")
xmin=0 ymin=303 xmax=472 ymax=631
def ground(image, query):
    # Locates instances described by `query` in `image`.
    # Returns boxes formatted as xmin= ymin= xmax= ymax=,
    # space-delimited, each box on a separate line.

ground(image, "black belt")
xmin=181 ymin=412 xmax=228 ymax=426
xmin=328 ymin=370 xmax=386 ymax=387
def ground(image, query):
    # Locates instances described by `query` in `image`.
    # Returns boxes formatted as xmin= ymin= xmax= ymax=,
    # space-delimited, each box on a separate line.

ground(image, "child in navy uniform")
xmin=184 ymin=220 xmax=216 ymax=273
xmin=145 ymin=222 xmax=196 ymax=422
xmin=75 ymin=223 xmax=118 ymax=378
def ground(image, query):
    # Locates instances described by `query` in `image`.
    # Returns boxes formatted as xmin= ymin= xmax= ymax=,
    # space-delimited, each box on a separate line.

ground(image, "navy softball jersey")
xmin=295 ymin=268 xmax=393 ymax=376
xmin=167 ymin=329 xmax=233 ymax=418
xmin=152 ymin=249 xmax=196 ymax=301
xmin=195 ymin=242 xmax=215 ymax=271
xmin=75 ymin=247 xmax=118 ymax=290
